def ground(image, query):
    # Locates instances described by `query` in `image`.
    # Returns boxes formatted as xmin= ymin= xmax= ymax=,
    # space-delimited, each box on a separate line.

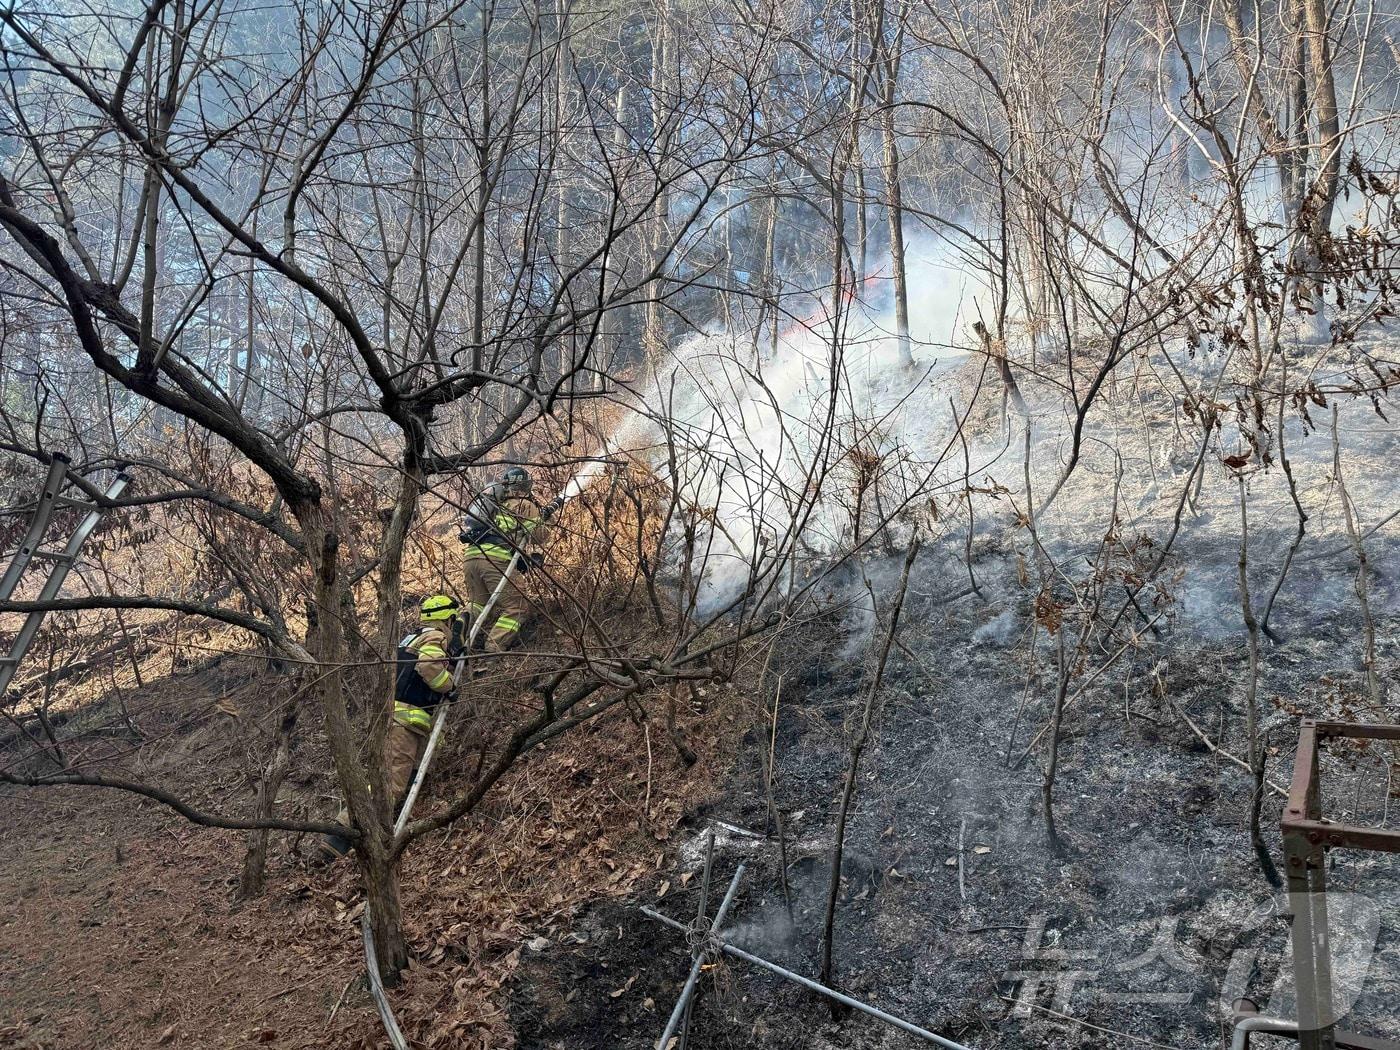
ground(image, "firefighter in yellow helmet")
xmin=459 ymin=467 xmax=562 ymax=652
xmin=320 ymin=594 xmax=464 ymax=858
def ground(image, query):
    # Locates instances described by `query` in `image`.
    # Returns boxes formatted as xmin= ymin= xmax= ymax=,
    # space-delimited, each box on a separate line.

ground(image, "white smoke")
xmin=567 ymin=243 xmax=989 ymax=614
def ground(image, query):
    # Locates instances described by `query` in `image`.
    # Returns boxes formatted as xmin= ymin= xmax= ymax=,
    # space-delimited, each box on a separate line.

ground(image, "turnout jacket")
xmin=461 ymin=484 xmax=550 ymax=561
xmin=393 ymin=624 xmax=461 ymax=732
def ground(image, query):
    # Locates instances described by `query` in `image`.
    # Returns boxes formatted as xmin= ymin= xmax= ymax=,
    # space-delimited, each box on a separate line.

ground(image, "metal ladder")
xmin=0 ymin=453 xmax=130 ymax=696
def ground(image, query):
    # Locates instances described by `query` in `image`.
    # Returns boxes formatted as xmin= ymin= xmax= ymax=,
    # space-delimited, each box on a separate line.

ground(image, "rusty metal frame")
xmin=1281 ymin=720 xmax=1400 ymax=1050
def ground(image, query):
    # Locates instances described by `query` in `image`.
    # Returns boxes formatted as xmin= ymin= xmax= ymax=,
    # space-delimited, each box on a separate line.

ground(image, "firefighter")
xmin=319 ymin=594 xmax=465 ymax=859
xmin=459 ymin=467 xmax=563 ymax=652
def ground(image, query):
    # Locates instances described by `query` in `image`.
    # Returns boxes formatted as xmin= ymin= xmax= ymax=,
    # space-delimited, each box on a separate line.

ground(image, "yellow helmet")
xmin=420 ymin=594 xmax=459 ymax=622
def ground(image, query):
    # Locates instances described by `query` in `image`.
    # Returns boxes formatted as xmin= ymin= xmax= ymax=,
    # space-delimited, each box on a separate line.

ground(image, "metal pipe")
xmin=360 ymin=909 xmax=410 ymax=1050
xmin=0 ymin=470 xmax=129 ymax=696
xmin=393 ymin=550 xmax=522 ymax=838
xmin=641 ymin=906 xmax=976 ymax=1050
xmin=1232 ymin=1015 xmax=1299 ymax=1050
xmin=679 ymin=830 xmax=716 ymax=1048
xmin=368 ymin=538 xmax=537 ymax=1046
xmin=0 ymin=455 xmax=69 ymax=601
xmin=656 ymin=864 xmax=746 ymax=1050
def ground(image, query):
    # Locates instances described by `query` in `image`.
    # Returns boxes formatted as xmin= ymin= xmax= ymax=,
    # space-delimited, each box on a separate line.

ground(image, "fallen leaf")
xmin=972 ymin=846 xmax=992 ymax=855
xmin=656 ymin=879 xmax=670 ymax=897
xmin=609 ymin=973 xmax=638 ymax=998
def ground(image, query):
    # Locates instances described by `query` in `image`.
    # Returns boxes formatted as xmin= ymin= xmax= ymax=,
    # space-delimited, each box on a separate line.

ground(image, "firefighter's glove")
xmin=528 ymin=551 xmax=546 ymax=570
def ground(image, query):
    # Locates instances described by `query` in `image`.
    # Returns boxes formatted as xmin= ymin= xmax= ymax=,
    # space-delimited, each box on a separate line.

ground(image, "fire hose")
xmin=363 ymin=481 xmax=584 ymax=1048
xmin=392 ymin=548 xmax=522 ymax=836
xmin=360 ymin=549 xmax=523 ymax=1050
xmin=393 ymin=476 xmax=587 ymax=834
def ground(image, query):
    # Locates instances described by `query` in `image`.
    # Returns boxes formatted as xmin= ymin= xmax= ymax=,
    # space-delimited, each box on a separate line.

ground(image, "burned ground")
xmin=513 ymin=527 xmax=1400 ymax=1050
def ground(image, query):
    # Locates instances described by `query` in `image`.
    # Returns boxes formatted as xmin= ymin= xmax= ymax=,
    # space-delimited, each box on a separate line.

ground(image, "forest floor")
xmin=5 ymin=543 xmax=1394 ymax=1050
xmin=3 ymin=529 xmax=1400 ymax=1050
xmin=7 ymin=358 xmax=1400 ymax=1050
xmin=0 ymin=649 xmax=744 ymax=1050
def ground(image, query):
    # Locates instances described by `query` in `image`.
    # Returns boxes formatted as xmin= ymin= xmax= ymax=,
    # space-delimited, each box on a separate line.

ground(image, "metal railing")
xmin=1276 ymin=720 xmax=1400 ymax=1050
xmin=0 ymin=455 xmax=129 ymax=697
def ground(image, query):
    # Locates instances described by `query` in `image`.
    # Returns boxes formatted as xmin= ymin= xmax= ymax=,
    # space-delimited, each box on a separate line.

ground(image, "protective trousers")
xmin=332 ymin=717 xmax=427 ymax=830
xmin=463 ymin=551 xmax=531 ymax=651
xmin=385 ymin=720 xmax=427 ymax=804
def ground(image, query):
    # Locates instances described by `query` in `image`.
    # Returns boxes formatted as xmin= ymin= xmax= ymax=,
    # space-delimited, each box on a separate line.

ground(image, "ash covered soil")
xmin=513 ymin=453 xmax=1400 ymax=1048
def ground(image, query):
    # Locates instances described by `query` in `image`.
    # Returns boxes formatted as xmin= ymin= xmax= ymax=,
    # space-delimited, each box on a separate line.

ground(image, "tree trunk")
xmin=1220 ymin=0 xmax=1303 ymax=223
xmin=238 ymin=702 xmax=298 ymax=899
xmin=553 ymin=20 xmax=575 ymax=387
xmin=604 ymin=83 xmax=628 ymax=389
xmin=1158 ymin=3 xmax=1194 ymax=185
xmin=1282 ymin=0 xmax=1309 ymax=229
xmin=878 ymin=36 xmax=911 ymax=369
xmin=846 ymin=0 xmax=871 ymax=289
xmin=852 ymin=161 xmax=867 ymax=285
xmin=303 ymin=520 xmax=409 ymax=982
xmin=360 ymin=838 xmax=410 ymax=981
xmin=665 ymin=686 xmax=697 ymax=766
xmin=754 ymin=185 xmax=779 ymax=363
xmin=645 ymin=0 xmax=674 ymax=359
xmin=1301 ymin=0 xmax=1340 ymax=247
xmin=470 ymin=4 xmax=492 ymax=373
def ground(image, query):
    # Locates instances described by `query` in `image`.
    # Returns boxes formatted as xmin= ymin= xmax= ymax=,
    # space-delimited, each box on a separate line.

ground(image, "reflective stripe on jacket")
xmin=393 ymin=701 xmax=433 ymax=734
xmin=467 ymin=541 xmax=516 ymax=561
xmin=492 ymin=508 xmax=541 ymax=536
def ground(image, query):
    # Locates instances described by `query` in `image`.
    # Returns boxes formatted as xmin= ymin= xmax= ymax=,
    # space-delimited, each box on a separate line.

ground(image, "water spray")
xmin=558 ymin=457 xmax=608 ymax=502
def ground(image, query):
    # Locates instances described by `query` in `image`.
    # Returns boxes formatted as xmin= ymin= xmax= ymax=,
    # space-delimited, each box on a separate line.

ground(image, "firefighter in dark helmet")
xmin=459 ymin=467 xmax=562 ymax=652
xmin=319 ymin=594 xmax=464 ymax=858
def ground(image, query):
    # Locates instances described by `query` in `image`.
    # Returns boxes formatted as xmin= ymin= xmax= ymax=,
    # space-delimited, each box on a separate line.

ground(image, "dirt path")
xmin=0 ymin=788 xmax=366 ymax=1050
